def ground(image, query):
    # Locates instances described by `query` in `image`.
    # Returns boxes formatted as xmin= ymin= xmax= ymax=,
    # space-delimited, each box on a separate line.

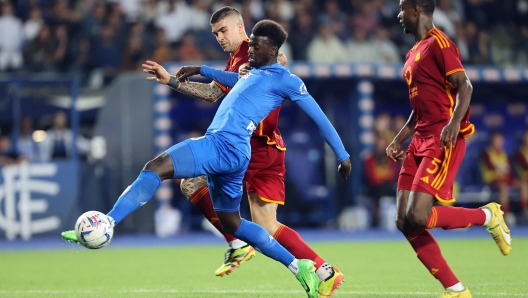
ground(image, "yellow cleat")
xmin=215 ymin=245 xmax=256 ymax=277
xmin=482 ymin=203 xmax=511 ymax=256
xmin=440 ymin=286 xmax=471 ymax=298
xmin=318 ymin=267 xmax=344 ymax=297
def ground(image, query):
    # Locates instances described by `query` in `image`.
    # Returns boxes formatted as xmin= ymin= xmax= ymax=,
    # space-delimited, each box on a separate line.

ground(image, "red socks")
xmin=274 ymin=224 xmax=325 ymax=269
xmin=189 ymin=186 xmax=237 ymax=242
xmin=426 ymin=206 xmax=486 ymax=230
xmin=406 ymin=228 xmax=459 ymax=288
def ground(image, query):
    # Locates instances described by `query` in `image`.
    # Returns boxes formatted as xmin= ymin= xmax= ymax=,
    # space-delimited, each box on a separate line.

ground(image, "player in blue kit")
xmin=85 ymin=20 xmax=351 ymax=298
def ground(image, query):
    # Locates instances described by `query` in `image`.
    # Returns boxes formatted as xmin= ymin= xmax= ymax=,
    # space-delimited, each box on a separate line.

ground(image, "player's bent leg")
xmin=180 ymin=177 xmax=251 ymax=276
xmin=181 ymin=177 xmax=245 ymax=243
xmin=217 ymin=210 xmax=319 ymax=297
xmin=482 ymin=202 xmax=511 ymax=255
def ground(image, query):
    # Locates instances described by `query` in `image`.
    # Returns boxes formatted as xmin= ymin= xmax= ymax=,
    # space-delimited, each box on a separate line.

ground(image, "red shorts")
xmin=397 ymin=135 xmax=466 ymax=203
xmin=244 ymin=143 xmax=286 ymax=205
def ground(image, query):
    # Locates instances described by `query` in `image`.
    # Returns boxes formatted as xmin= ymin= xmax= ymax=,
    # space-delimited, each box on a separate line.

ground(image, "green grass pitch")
xmin=0 ymin=239 xmax=526 ymax=297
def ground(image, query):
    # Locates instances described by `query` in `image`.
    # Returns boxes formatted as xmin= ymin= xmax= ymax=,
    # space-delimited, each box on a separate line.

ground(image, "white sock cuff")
xmin=228 ymin=239 xmax=247 ymax=249
xmin=288 ymin=259 xmax=299 ymax=275
xmin=482 ymin=208 xmax=492 ymax=226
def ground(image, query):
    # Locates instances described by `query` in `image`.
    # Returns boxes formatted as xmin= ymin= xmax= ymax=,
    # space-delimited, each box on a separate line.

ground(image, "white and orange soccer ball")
xmin=74 ymin=211 xmax=114 ymax=249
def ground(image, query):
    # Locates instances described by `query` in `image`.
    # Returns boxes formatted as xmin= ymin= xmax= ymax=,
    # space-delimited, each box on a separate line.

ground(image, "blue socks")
xmin=234 ymin=219 xmax=295 ymax=267
xmin=107 ymin=170 xmax=161 ymax=224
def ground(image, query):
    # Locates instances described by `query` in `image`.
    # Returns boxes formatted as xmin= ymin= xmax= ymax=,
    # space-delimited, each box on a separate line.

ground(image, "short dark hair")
xmin=409 ymin=0 xmax=435 ymax=15
xmin=251 ymin=20 xmax=288 ymax=48
xmin=210 ymin=6 xmax=241 ymax=24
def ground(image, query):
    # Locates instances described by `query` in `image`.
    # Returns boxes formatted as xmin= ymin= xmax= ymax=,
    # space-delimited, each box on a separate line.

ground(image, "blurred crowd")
xmin=1 ymin=0 xmax=528 ymax=86
xmin=0 ymin=111 xmax=91 ymax=165
xmin=362 ymin=113 xmax=528 ymax=226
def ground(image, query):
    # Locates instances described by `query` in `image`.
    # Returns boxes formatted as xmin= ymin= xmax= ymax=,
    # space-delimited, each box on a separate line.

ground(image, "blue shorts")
xmin=165 ymin=134 xmax=249 ymax=212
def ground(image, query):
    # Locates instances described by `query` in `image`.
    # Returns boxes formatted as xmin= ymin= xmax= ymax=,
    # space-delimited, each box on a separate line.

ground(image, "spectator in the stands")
xmin=307 ymin=21 xmax=347 ymax=63
xmin=514 ymin=129 xmax=528 ymax=216
xmin=16 ymin=116 xmax=38 ymax=162
xmin=0 ymin=1 xmax=24 ymax=71
xmin=39 ymin=111 xmax=91 ymax=161
xmin=480 ymin=131 xmax=514 ymax=213
xmin=364 ymin=131 xmax=399 ymax=227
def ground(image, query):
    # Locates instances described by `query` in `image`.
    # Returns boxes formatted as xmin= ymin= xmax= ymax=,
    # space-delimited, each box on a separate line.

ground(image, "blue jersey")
xmin=200 ymin=63 xmax=349 ymax=163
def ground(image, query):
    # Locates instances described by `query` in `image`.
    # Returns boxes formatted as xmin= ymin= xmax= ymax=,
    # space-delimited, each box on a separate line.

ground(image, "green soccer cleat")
xmin=295 ymin=260 xmax=319 ymax=298
xmin=61 ymin=230 xmax=81 ymax=245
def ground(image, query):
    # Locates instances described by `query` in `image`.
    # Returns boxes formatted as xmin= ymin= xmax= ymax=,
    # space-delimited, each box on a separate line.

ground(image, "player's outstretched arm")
xmin=142 ymin=61 xmax=224 ymax=102
xmin=199 ymin=66 xmax=239 ymax=88
xmin=440 ymin=71 xmax=473 ymax=148
xmin=387 ymin=111 xmax=415 ymax=162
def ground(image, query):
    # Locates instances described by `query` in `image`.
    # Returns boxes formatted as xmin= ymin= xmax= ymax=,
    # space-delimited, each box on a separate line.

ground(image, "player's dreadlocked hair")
xmin=210 ymin=6 xmax=241 ymax=24
xmin=409 ymin=0 xmax=435 ymax=15
xmin=251 ymin=20 xmax=288 ymax=49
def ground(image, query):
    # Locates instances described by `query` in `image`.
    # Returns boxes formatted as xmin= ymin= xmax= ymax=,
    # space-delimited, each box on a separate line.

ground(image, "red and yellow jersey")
xmin=480 ymin=147 xmax=512 ymax=184
xmin=515 ymin=146 xmax=528 ymax=180
xmin=403 ymin=28 xmax=474 ymax=139
xmin=215 ymin=39 xmax=285 ymax=151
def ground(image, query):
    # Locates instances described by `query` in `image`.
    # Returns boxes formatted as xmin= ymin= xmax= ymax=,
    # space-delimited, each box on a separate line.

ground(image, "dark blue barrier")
xmin=0 ymin=161 xmax=79 ymax=240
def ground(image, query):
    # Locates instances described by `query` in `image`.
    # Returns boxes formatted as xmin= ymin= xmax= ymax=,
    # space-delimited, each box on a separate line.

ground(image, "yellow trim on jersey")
xmin=445 ymin=85 xmax=455 ymax=117
xmin=460 ymin=123 xmax=476 ymax=139
xmin=431 ymin=145 xmax=452 ymax=190
xmin=446 ymin=68 xmax=465 ymax=76
xmin=435 ymin=193 xmax=456 ymax=203
xmin=255 ymin=119 xmax=287 ymax=151
xmin=430 ymin=29 xmax=450 ymax=48
xmin=258 ymin=196 xmax=285 ymax=205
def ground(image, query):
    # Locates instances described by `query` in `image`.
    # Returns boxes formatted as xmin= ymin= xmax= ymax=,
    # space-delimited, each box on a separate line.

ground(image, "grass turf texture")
xmin=0 ymin=239 xmax=526 ymax=298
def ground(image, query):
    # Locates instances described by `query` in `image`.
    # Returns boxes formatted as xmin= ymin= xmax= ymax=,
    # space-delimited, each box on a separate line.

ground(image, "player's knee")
xmin=406 ymin=209 xmax=428 ymax=228
xmin=180 ymin=176 xmax=207 ymax=200
xmin=220 ymin=220 xmax=240 ymax=235
xmin=217 ymin=214 xmax=242 ymax=235
xmin=395 ymin=217 xmax=406 ymax=233
xmin=253 ymin=216 xmax=280 ymax=235
xmin=144 ymin=154 xmax=173 ymax=180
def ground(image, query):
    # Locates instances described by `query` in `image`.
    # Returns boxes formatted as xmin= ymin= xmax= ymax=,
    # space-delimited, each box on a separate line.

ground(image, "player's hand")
xmin=142 ymin=60 xmax=171 ymax=85
xmin=440 ymin=121 xmax=460 ymax=148
xmin=238 ymin=63 xmax=251 ymax=77
xmin=278 ymin=52 xmax=288 ymax=66
xmin=338 ymin=158 xmax=351 ymax=180
xmin=386 ymin=139 xmax=405 ymax=162
xmin=175 ymin=66 xmax=201 ymax=83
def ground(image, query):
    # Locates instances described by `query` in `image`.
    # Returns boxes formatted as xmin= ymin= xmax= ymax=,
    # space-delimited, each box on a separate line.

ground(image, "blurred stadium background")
xmin=0 ymin=0 xmax=528 ymax=296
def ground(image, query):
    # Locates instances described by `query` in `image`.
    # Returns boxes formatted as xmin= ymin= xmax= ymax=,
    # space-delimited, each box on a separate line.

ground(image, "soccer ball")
xmin=74 ymin=211 xmax=114 ymax=249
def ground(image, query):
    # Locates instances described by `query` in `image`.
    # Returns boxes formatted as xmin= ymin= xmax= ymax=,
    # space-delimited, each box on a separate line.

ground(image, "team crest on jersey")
xmin=414 ymin=52 xmax=420 ymax=61
xmin=404 ymin=66 xmax=412 ymax=85
xmin=299 ymin=83 xmax=308 ymax=95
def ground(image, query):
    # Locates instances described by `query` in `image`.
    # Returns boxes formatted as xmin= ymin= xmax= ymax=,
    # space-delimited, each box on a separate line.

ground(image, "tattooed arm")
xmin=142 ymin=60 xmax=225 ymax=103
xmin=167 ymin=76 xmax=225 ymax=103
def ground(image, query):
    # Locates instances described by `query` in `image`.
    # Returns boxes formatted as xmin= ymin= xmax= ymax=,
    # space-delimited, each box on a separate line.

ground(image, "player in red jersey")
xmin=143 ymin=7 xmax=345 ymax=297
xmin=387 ymin=1 xmax=512 ymax=297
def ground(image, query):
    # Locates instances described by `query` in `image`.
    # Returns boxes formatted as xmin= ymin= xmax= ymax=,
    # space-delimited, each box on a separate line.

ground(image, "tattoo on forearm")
xmin=176 ymin=81 xmax=224 ymax=102
xmin=180 ymin=176 xmax=208 ymax=199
